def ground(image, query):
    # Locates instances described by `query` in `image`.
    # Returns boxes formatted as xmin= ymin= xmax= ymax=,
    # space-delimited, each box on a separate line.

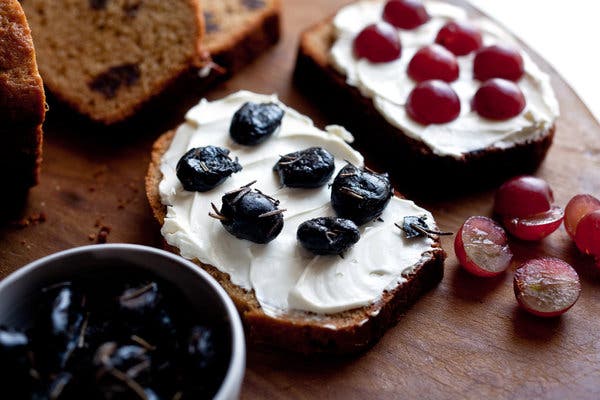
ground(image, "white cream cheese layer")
xmin=159 ymin=91 xmax=437 ymax=316
xmin=330 ymin=0 xmax=560 ymax=158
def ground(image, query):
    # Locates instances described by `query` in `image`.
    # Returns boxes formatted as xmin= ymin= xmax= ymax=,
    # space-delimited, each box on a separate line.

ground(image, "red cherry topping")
xmin=353 ymin=22 xmax=402 ymax=63
xmin=407 ymin=44 xmax=459 ymax=83
xmin=514 ymin=258 xmax=580 ymax=317
xmin=473 ymin=78 xmax=526 ymax=120
xmin=564 ymin=194 xmax=600 ymax=239
xmin=435 ymin=21 xmax=482 ymax=56
xmin=383 ymin=0 xmax=430 ymax=30
xmin=494 ymin=175 xmax=554 ymax=218
xmin=454 ymin=216 xmax=513 ymax=277
xmin=406 ymin=80 xmax=460 ymax=125
xmin=474 ymin=44 xmax=525 ymax=82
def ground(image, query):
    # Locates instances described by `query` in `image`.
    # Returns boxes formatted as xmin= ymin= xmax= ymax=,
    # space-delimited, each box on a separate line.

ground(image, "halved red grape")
xmin=383 ymin=0 xmax=430 ymax=30
xmin=473 ymin=44 xmax=525 ymax=82
xmin=353 ymin=22 xmax=402 ymax=63
xmin=473 ymin=78 xmax=526 ymax=120
xmin=454 ymin=216 xmax=513 ymax=277
xmin=494 ymin=176 xmax=554 ymax=218
xmin=406 ymin=80 xmax=461 ymax=124
xmin=514 ymin=258 xmax=580 ymax=317
xmin=574 ymin=210 xmax=600 ymax=258
xmin=407 ymin=44 xmax=459 ymax=83
xmin=435 ymin=21 xmax=482 ymax=56
xmin=502 ymin=206 xmax=564 ymax=241
xmin=564 ymin=194 xmax=600 ymax=239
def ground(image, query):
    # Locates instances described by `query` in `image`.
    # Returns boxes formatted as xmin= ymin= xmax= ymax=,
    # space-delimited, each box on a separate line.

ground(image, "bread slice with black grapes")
xmin=294 ymin=0 xmax=559 ymax=194
xmin=21 ymin=0 xmax=205 ymax=124
xmin=203 ymin=0 xmax=281 ymax=73
xmin=145 ymin=91 xmax=446 ymax=354
xmin=0 ymin=0 xmax=46 ymax=194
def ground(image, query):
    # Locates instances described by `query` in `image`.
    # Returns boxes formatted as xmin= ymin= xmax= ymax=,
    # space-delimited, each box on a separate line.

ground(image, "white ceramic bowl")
xmin=0 ymin=244 xmax=245 ymax=400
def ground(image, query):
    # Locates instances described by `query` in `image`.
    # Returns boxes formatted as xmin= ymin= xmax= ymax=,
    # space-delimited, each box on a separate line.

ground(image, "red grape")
xmin=514 ymin=258 xmax=580 ymax=317
xmin=435 ymin=21 xmax=482 ymax=56
xmin=406 ymin=80 xmax=461 ymax=124
xmin=383 ymin=0 xmax=430 ymax=30
xmin=494 ymin=176 xmax=554 ymax=218
xmin=473 ymin=78 xmax=526 ymax=120
xmin=564 ymin=194 xmax=600 ymax=239
xmin=574 ymin=210 xmax=600 ymax=258
xmin=407 ymin=44 xmax=459 ymax=83
xmin=454 ymin=216 xmax=513 ymax=277
xmin=473 ymin=44 xmax=525 ymax=82
xmin=353 ymin=22 xmax=402 ymax=63
xmin=502 ymin=206 xmax=564 ymax=241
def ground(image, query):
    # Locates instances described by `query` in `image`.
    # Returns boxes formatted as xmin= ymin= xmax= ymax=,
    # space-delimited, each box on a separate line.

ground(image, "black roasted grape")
xmin=297 ymin=217 xmax=360 ymax=255
xmin=273 ymin=147 xmax=335 ymax=188
xmin=176 ymin=146 xmax=242 ymax=192
xmin=331 ymin=164 xmax=393 ymax=225
xmin=229 ymin=102 xmax=284 ymax=145
xmin=211 ymin=182 xmax=284 ymax=244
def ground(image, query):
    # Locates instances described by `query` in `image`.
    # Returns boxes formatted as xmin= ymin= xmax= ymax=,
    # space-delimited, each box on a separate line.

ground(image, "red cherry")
xmin=407 ymin=44 xmax=459 ymax=83
xmin=502 ymin=206 xmax=564 ymax=241
xmin=473 ymin=78 xmax=526 ymax=120
xmin=406 ymin=80 xmax=460 ymax=125
xmin=353 ymin=22 xmax=402 ymax=63
xmin=574 ymin=210 xmax=600 ymax=259
xmin=435 ymin=21 xmax=482 ymax=56
xmin=494 ymin=175 xmax=554 ymax=218
xmin=383 ymin=0 xmax=430 ymax=30
xmin=454 ymin=216 xmax=513 ymax=277
xmin=564 ymin=194 xmax=600 ymax=239
xmin=474 ymin=44 xmax=525 ymax=82
xmin=514 ymin=258 xmax=580 ymax=317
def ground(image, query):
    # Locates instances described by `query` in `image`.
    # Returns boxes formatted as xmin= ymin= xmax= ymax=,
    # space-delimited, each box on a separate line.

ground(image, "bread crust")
xmin=0 ymin=0 xmax=46 ymax=191
xmin=294 ymin=20 xmax=555 ymax=196
xmin=146 ymin=130 xmax=446 ymax=354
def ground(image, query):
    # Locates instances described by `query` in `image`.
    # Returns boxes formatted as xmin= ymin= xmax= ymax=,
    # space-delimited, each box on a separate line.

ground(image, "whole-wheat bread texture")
xmin=145 ymin=130 xmax=446 ymax=354
xmin=294 ymin=18 xmax=555 ymax=195
xmin=0 ymin=0 xmax=45 ymax=193
xmin=22 ymin=0 xmax=205 ymax=124
xmin=203 ymin=0 xmax=281 ymax=73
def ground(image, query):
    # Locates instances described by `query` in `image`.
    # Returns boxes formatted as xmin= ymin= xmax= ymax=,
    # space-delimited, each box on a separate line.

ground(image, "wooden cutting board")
xmin=2 ymin=1 xmax=599 ymax=398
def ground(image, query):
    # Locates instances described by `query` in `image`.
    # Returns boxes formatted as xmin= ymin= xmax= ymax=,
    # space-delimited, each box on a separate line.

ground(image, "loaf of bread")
xmin=21 ymin=0 xmax=204 ymax=124
xmin=203 ymin=0 xmax=281 ymax=73
xmin=145 ymin=92 xmax=446 ymax=354
xmin=0 ymin=0 xmax=46 ymax=193
xmin=294 ymin=1 xmax=558 ymax=194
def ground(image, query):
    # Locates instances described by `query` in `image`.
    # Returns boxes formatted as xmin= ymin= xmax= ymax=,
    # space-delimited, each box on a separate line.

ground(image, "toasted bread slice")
xmin=146 ymin=125 xmax=445 ymax=354
xmin=0 ymin=0 xmax=45 ymax=192
xmin=22 ymin=0 xmax=204 ymax=124
xmin=294 ymin=12 xmax=556 ymax=195
xmin=203 ymin=0 xmax=281 ymax=73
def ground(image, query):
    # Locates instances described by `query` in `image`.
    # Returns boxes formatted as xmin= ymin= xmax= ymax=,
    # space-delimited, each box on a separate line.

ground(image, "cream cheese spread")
xmin=330 ymin=0 xmax=560 ymax=158
xmin=159 ymin=91 xmax=439 ymax=316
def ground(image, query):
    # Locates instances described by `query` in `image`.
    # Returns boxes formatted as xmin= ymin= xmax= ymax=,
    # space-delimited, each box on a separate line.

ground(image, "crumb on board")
xmin=11 ymin=212 xmax=47 ymax=228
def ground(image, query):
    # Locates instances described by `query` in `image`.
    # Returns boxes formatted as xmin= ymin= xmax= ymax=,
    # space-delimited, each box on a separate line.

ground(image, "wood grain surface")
xmin=2 ymin=1 xmax=600 ymax=399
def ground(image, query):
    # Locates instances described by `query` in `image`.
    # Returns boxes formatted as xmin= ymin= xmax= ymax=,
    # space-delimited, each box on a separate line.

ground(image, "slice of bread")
xmin=21 ymin=0 xmax=204 ymax=124
xmin=0 ymin=0 xmax=45 ymax=193
xmin=145 ymin=129 xmax=445 ymax=354
xmin=202 ymin=0 xmax=281 ymax=73
xmin=294 ymin=14 xmax=555 ymax=195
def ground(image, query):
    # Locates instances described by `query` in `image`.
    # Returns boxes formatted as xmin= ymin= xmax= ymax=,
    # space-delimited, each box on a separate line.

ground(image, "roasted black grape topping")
xmin=396 ymin=215 xmax=452 ymax=239
xmin=297 ymin=217 xmax=360 ymax=255
xmin=210 ymin=181 xmax=285 ymax=244
xmin=331 ymin=164 xmax=393 ymax=225
xmin=0 ymin=274 xmax=231 ymax=399
xmin=273 ymin=147 xmax=335 ymax=188
xmin=176 ymin=145 xmax=242 ymax=192
xmin=229 ymin=102 xmax=285 ymax=145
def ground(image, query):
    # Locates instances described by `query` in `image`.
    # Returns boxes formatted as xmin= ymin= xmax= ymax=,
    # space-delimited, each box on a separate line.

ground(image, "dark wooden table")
xmin=2 ymin=1 xmax=600 ymax=398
